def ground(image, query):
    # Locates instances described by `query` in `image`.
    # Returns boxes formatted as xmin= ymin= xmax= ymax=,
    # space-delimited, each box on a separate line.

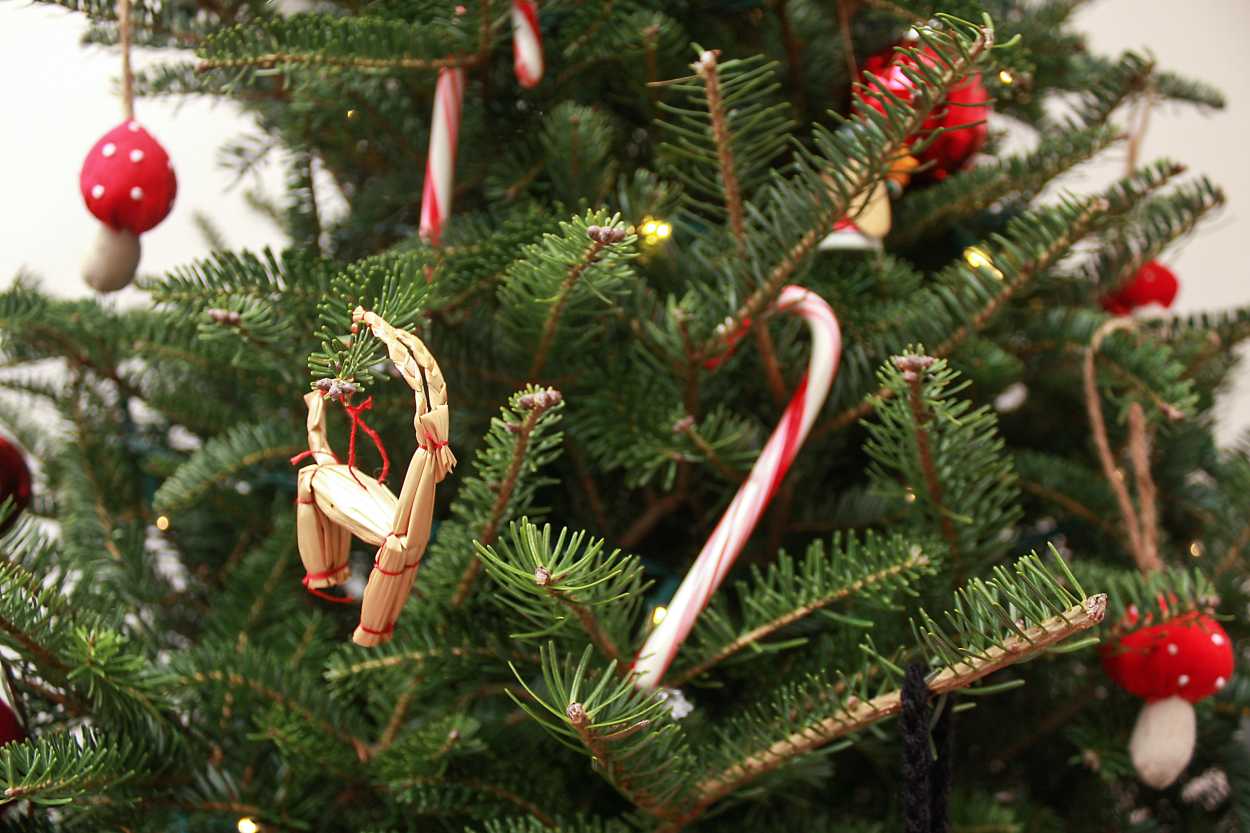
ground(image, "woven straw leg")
xmin=353 ymin=535 xmax=409 ymax=646
xmin=296 ymin=468 xmax=350 ymax=588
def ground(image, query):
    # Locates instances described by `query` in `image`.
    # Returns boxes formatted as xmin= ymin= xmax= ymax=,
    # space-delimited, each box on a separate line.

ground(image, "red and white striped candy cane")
xmin=512 ymin=0 xmax=543 ymax=88
xmin=633 ymin=286 xmax=843 ymax=691
xmin=419 ymin=67 xmax=465 ymax=246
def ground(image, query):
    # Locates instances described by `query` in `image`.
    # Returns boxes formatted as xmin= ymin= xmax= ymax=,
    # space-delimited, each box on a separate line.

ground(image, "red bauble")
xmin=0 ymin=700 xmax=23 ymax=749
xmin=1102 ymin=610 xmax=1234 ymax=704
xmin=855 ymin=46 xmax=991 ymax=182
xmin=1100 ymin=261 xmax=1179 ymax=315
xmin=79 ymin=121 xmax=178 ymax=235
xmin=0 ymin=437 xmax=31 ymax=536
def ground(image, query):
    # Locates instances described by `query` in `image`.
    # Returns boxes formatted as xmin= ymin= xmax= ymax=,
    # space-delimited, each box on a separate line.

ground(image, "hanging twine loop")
xmin=117 ymin=0 xmax=135 ymax=120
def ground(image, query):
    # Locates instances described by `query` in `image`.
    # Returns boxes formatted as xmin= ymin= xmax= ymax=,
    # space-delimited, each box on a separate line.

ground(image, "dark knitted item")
xmin=900 ymin=663 xmax=953 ymax=833
xmin=901 ymin=663 xmax=932 ymax=833
xmin=929 ymin=692 xmax=953 ymax=833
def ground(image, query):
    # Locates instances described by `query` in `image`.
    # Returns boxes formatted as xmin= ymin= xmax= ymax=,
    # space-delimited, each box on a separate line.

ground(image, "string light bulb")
xmin=237 ymin=818 xmax=261 ymax=833
xmin=963 ymin=246 xmax=1003 ymax=279
xmin=651 ymin=605 xmax=668 ymax=626
xmin=998 ymin=69 xmax=1015 ymax=86
xmin=346 ymin=109 xmax=359 ymax=120
xmin=639 ymin=217 xmax=672 ymax=247
xmin=155 ymin=515 xmax=171 ymax=532
xmin=904 ymin=488 xmax=917 ymax=504
xmin=1189 ymin=540 xmax=1204 ymax=558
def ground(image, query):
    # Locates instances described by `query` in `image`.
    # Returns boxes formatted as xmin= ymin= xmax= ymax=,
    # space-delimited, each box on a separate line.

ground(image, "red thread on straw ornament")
xmin=342 ymin=396 xmax=391 ymax=484
xmin=302 ymin=568 xmax=356 ymax=604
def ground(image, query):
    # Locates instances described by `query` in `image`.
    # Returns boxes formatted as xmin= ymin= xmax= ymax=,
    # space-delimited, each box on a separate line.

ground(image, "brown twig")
xmin=676 ymin=418 xmax=744 ymax=483
xmin=617 ymin=492 xmax=686 ymax=550
xmin=196 ymin=52 xmax=481 ymax=73
xmin=770 ymin=0 xmax=808 ymax=119
xmin=543 ymin=588 xmax=622 ymax=664
xmin=900 ymin=355 xmax=961 ymax=568
xmin=1082 ymin=319 xmax=1163 ymax=574
xmin=529 ymin=239 xmax=608 ymax=379
xmin=451 ymin=396 xmax=559 ymax=607
xmin=695 ymin=50 xmax=748 ymax=253
xmin=836 ymin=0 xmax=860 ymax=86
xmin=567 ymin=703 xmax=672 ymax=819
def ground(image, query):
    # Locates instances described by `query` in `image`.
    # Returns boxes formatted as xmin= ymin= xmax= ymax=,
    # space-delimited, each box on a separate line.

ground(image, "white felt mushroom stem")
xmin=1130 ymin=696 xmax=1196 ymax=789
xmin=82 ymin=225 xmax=140 ymax=293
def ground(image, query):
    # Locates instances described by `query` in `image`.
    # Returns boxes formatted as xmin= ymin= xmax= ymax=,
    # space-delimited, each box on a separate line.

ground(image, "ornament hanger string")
xmin=118 ymin=0 xmax=135 ymax=120
xmin=1082 ymin=318 xmax=1164 ymax=575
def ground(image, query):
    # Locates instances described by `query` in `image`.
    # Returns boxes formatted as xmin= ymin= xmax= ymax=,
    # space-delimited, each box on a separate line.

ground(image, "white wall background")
xmin=1 ymin=0 xmax=1248 ymax=438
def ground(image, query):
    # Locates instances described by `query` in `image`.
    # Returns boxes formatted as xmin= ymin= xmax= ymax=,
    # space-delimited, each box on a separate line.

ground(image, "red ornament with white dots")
xmin=78 ymin=120 xmax=178 ymax=292
xmin=1101 ymin=608 xmax=1235 ymax=788
xmin=854 ymin=45 xmax=991 ymax=183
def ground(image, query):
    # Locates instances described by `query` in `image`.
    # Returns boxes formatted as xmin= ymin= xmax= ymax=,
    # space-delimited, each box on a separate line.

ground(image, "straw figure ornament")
xmin=293 ymin=307 xmax=456 ymax=647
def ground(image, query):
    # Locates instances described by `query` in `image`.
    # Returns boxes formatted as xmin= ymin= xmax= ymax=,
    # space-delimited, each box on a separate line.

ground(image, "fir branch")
xmin=680 ymin=594 xmax=1107 ymax=823
xmin=900 ymin=355 xmax=961 ymax=564
xmin=697 ymin=18 xmax=996 ymax=361
xmin=694 ymin=50 xmax=748 ymax=252
xmin=530 ymin=239 xmax=607 ymax=380
xmin=452 ymin=389 xmax=565 ymax=606
xmin=820 ymin=198 xmax=1106 ymax=436
xmin=668 ymin=535 xmax=934 ymax=687
xmin=181 ymin=669 xmax=369 ymax=761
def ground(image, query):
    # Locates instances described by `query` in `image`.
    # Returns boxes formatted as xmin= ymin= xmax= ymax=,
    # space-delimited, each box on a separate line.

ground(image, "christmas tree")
xmin=0 ymin=0 xmax=1245 ymax=830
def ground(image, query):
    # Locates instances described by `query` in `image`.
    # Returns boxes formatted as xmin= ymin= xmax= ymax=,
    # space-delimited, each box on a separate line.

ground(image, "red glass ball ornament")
xmin=1102 ymin=610 xmax=1234 ymax=704
xmin=856 ymin=46 xmax=991 ymax=182
xmin=79 ymin=121 xmax=178 ymax=235
xmin=0 ymin=700 xmax=23 ymax=748
xmin=0 ymin=437 xmax=31 ymax=536
xmin=1100 ymin=261 xmax=1179 ymax=315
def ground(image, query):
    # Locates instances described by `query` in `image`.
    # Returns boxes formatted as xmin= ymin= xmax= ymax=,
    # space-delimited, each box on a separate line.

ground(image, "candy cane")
xmin=633 ymin=286 xmax=843 ymax=691
xmin=512 ymin=0 xmax=543 ymax=88
xmin=419 ymin=67 xmax=465 ymax=246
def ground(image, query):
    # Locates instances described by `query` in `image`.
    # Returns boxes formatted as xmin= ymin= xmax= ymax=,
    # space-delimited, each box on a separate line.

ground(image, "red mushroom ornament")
xmin=78 ymin=120 xmax=177 ymax=292
xmin=1100 ymin=261 xmax=1179 ymax=316
xmin=1102 ymin=610 xmax=1234 ymax=788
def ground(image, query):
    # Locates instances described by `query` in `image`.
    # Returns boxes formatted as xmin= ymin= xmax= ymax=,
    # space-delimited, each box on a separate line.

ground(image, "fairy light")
xmin=963 ymin=246 xmax=1003 ymax=279
xmin=639 ymin=217 xmax=672 ymax=247
xmin=237 ymin=818 xmax=261 ymax=833
xmin=651 ymin=605 xmax=668 ymax=626
xmin=998 ymin=69 xmax=1015 ymax=86
xmin=346 ymin=109 xmax=359 ymax=120
xmin=1189 ymin=540 xmax=1204 ymax=558
xmin=155 ymin=515 xmax=171 ymax=532
xmin=904 ymin=488 xmax=917 ymax=504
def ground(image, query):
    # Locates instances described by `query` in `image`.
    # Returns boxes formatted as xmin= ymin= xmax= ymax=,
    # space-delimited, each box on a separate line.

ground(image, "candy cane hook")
xmin=419 ymin=67 xmax=465 ymax=245
xmin=512 ymin=0 xmax=543 ymax=88
xmin=633 ymin=286 xmax=842 ymax=691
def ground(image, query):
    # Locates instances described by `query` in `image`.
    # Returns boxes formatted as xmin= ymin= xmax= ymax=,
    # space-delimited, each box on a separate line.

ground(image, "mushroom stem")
xmin=1130 ymin=696 xmax=1195 ymax=789
xmin=83 ymin=225 xmax=140 ymax=293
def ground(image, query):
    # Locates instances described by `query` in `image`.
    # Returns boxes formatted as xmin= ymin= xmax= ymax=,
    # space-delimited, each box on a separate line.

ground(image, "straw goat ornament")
xmin=293 ymin=307 xmax=456 ymax=646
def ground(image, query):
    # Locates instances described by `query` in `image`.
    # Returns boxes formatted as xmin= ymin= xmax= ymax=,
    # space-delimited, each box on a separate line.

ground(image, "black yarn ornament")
xmin=901 ymin=663 xmax=953 ymax=833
